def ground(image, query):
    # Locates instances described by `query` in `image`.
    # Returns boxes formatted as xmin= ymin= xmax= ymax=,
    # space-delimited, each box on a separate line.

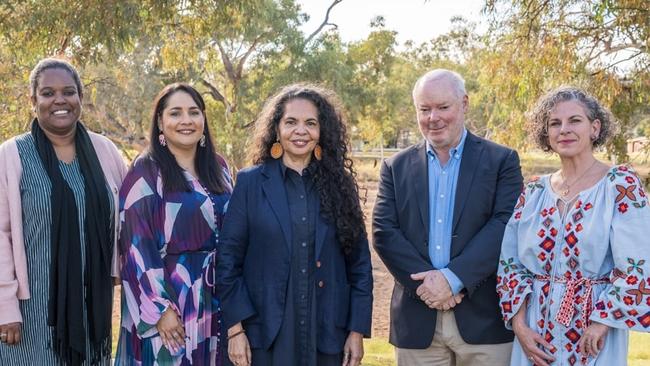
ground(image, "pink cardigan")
xmin=0 ymin=132 xmax=127 ymax=325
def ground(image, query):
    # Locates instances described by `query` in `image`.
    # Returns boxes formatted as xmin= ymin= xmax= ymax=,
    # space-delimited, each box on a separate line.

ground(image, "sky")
xmin=296 ymin=0 xmax=486 ymax=45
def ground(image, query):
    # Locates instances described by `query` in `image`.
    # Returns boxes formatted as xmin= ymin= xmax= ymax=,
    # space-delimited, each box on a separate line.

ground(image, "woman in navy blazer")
xmin=215 ymin=84 xmax=373 ymax=366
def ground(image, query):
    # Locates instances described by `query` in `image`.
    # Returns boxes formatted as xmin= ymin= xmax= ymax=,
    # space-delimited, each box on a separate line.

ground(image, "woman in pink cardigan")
xmin=0 ymin=58 xmax=126 ymax=365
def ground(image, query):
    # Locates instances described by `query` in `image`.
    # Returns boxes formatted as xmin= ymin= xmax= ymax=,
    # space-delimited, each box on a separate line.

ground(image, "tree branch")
xmin=216 ymin=41 xmax=237 ymax=84
xmin=57 ymin=33 xmax=70 ymax=55
xmin=305 ymin=0 xmax=343 ymax=44
xmin=590 ymin=50 xmax=644 ymax=76
xmin=200 ymin=78 xmax=230 ymax=110
xmin=235 ymin=33 xmax=266 ymax=80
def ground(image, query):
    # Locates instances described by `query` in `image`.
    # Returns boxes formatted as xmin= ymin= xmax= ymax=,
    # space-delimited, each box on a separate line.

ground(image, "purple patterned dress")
xmin=115 ymin=157 xmax=231 ymax=365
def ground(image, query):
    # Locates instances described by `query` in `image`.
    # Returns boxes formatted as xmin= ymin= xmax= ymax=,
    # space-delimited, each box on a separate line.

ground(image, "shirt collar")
xmin=279 ymin=160 xmax=317 ymax=179
xmin=426 ymin=128 xmax=468 ymax=161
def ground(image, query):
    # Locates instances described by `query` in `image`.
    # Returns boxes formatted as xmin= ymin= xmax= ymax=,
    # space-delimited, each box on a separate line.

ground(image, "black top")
xmin=277 ymin=162 xmax=318 ymax=364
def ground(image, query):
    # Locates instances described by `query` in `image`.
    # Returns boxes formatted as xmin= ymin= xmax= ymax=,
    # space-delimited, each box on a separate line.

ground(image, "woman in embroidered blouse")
xmin=496 ymin=86 xmax=650 ymax=366
xmin=114 ymin=83 xmax=232 ymax=365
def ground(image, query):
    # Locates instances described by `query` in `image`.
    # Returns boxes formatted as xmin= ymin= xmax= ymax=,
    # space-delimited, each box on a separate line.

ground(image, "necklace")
xmin=558 ymin=160 xmax=598 ymax=198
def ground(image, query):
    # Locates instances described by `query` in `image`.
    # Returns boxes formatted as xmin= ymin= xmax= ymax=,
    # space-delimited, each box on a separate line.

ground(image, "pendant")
xmin=560 ymin=186 xmax=570 ymax=197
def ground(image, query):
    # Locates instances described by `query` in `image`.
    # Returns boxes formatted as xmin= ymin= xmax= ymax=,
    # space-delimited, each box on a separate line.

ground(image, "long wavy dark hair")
xmin=145 ymin=83 xmax=228 ymax=194
xmin=250 ymin=83 xmax=365 ymax=255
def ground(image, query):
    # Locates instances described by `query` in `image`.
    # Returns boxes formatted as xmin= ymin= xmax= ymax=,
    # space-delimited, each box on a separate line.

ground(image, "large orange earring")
xmin=270 ymin=141 xmax=283 ymax=159
xmin=313 ymin=144 xmax=322 ymax=161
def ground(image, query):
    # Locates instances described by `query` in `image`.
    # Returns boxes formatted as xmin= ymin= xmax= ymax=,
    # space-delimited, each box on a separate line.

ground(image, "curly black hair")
xmin=250 ymin=83 xmax=366 ymax=255
xmin=527 ymin=86 xmax=618 ymax=152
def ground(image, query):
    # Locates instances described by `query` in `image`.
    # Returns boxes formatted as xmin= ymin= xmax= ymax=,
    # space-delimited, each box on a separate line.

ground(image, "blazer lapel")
xmin=452 ymin=132 xmax=483 ymax=233
xmin=411 ymin=142 xmax=429 ymax=233
xmin=261 ymin=161 xmax=292 ymax=251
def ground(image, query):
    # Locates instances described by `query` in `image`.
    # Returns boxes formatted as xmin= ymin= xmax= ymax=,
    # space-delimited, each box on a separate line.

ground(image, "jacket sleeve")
xmin=0 ymin=141 xmax=21 ymax=325
xmin=345 ymin=235 xmax=373 ymax=336
xmin=215 ymin=170 xmax=256 ymax=329
xmin=447 ymin=149 xmax=523 ymax=296
xmin=372 ymin=159 xmax=434 ymax=294
xmin=106 ymin=139 xmax=128 ymax=279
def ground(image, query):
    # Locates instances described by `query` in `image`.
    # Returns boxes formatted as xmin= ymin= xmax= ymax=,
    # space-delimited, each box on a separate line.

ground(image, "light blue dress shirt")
xmin=426 ymin=129 xmax=467 ymax=295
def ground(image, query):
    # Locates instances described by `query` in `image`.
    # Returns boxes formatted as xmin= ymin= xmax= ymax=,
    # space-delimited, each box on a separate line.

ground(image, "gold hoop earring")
xmin=270 ymin=141 xmax=283 ymax=159
xmin=313 ymin=144 xmax=322 ymax=161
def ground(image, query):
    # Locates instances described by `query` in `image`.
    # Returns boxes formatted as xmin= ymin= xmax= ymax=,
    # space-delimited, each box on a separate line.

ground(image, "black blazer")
xmin=372 ymin=132 xmax=522 ymax=348
xmin=215 ymin=159 xmax=373 ymax=354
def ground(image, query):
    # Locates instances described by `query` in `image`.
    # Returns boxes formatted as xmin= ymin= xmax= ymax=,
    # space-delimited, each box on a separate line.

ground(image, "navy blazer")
xmin=215 ymin=159 xmax=373 ymax=354
xmin=372 ymin=132 xmax=523 ymax=348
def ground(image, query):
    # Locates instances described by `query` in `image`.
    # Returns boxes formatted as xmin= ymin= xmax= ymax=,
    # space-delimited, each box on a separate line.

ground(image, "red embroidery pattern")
xmin=609 ymin=165 xmax=649 ymax=210
xmin=500 ymin=166 xmax=650 ymax=365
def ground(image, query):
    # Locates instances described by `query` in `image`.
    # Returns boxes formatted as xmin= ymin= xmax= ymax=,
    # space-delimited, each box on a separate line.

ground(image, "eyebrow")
xmin=550 ymin=114 xmax=584 ymax=119
xmin=167 ymin=106 xmax=200 ymax=111
xmin=39 ymin=85 xmax=77 ymax=90
xmin=418 ymin=102 xmax=449 ymax=107
xmin=284 ymin=116 xmax=318 ymax=121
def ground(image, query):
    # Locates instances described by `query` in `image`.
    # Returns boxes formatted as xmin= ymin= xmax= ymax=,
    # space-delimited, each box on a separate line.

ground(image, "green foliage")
xmin=0 ymin=0 xmax=649 ymax=169
xmin=480 ymin=0 xmax=650 ymax=160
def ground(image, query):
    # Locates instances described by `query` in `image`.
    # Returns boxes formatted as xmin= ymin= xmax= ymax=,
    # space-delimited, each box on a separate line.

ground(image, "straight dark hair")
xmin=145 ymin=83 xmax=227 ymax=194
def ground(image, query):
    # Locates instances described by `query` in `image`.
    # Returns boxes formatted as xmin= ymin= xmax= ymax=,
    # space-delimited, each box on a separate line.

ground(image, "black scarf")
xmin=31 ymin=119 xmax=113 ymax=365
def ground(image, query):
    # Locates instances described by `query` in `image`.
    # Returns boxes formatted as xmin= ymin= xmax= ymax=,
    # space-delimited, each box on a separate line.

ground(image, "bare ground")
xmin=360 ymin=181 xmax=391 ymax=339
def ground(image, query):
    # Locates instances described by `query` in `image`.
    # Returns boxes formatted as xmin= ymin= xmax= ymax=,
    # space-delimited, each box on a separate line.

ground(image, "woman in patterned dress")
xmin=497 ymin=86 xmax=650 ymax=366
xmin=115 ymin=83 xmax=232 ymax=365
xmin=0 ymin=58 xmax=126 ymax=365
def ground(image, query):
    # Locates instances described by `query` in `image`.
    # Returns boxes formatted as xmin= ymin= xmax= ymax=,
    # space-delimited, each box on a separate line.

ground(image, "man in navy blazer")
xmin=372 ymin=69 xmax=523 ymax=365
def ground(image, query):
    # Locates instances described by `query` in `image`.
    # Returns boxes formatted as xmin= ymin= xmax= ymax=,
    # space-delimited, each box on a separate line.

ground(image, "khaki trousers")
xmin=395 ymin=310 xmax=513 ymax=366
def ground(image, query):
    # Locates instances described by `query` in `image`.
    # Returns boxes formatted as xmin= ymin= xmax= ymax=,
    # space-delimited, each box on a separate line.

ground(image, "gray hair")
xmin=29 ymin=58 xmax=83 ymax=98
xmin=527 ymin=86 xmax=618 ymax=151
xmin=412 ymin=69 xmax=466 ymax=101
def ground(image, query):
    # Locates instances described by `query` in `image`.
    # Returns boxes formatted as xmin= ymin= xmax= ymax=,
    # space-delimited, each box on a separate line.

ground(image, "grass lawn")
xmin=362 ymin=332 xmax=650 ymax=366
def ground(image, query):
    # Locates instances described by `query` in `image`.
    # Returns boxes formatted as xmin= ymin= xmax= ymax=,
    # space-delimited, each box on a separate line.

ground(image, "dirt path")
xmin=361 ymin=181 xmax=392 ymax=339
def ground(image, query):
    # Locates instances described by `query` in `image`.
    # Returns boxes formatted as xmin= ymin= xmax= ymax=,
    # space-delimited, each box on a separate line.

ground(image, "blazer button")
xmin=318 ymin=281 xmax=324 ymax=288
xmin=316 ymin=260 xmax=321 ymax=268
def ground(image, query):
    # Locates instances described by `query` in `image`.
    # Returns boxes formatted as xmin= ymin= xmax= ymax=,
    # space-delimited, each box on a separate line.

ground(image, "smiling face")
xmin=278 ymin=98 xmax=320 ymax=165
xmin=158 ymin=91 xmax=205 ymax=153
xmin=31 ymin=68 xmax=82 ymax=135
xmin=547 ymin=100 xmax=600 ymax=158
xmin=414 ymin=77 xmax=467 ymax=153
